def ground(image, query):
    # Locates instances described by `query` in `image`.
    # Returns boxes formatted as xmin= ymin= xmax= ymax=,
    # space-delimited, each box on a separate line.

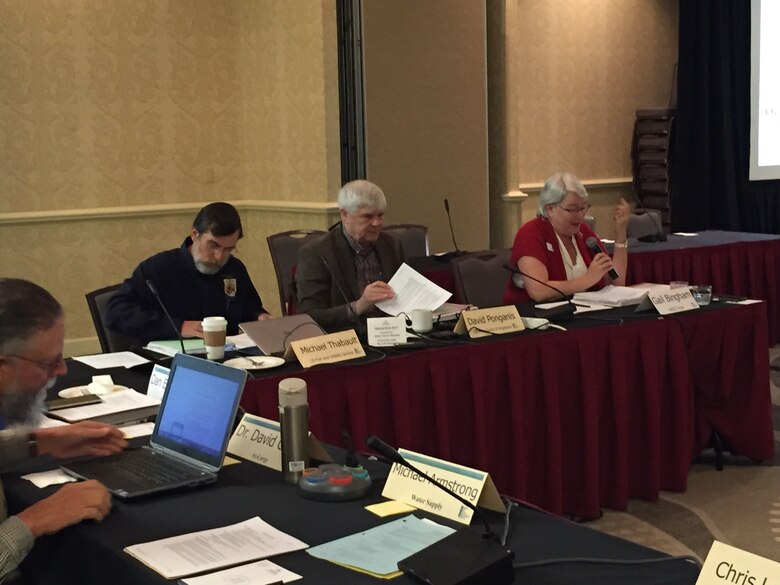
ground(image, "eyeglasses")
xmin=7 ymin=353 xmax=64 ymax=376
xmin=557 ymin=204 xmax=591 ymax=214
xmin=204 ymin=238 xmax=236 ymax=255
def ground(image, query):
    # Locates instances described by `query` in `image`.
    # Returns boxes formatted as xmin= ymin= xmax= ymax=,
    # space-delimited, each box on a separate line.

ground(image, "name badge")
xmin=291 ymin=329 xmax=365 ymax=368
xmin=382 ymin=448 xmax=505 ymax=525
xmin=638 ymin=284 xmax=700 ymax=315
xmin=367 ymin=316 xmax=408 ymax=347
xmin=695 ymin=541 xmax=779 ymax=585
xmin=227 ymin=413 xmax=331 ymax=470
xmin=146 ymin=364 xmax=170 ymax=401
xmin=454 ymin=306 xmax=524 ymax=339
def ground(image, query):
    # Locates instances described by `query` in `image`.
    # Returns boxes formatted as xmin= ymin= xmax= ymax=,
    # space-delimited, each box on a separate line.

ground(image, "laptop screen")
xmin=151 ymin=354 xmax=247 ymax=470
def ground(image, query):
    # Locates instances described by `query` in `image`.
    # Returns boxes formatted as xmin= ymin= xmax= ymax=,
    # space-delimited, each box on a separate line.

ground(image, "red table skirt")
xmin=241 ymin=302 xmax=773 ymax=518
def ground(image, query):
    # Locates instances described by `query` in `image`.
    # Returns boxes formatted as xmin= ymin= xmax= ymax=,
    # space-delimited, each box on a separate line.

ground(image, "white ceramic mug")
xmin=411 ymin=309 xmax=433 ymax=333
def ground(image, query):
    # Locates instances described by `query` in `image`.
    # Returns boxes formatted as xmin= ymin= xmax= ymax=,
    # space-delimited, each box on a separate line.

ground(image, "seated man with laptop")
xmin=295 ymin=180 xmax=405 ymax=333
xmin=106 ymin=202 xmax=273 ymax=345
xmin=0 ymin=278 xmax=127 ymax=581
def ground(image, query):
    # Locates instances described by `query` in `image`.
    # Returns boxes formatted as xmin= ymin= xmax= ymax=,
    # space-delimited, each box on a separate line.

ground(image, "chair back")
xmin=451 ymin=249 xmax=512 ymax=308
xmin=627 ymin=210 xmax=663 ymax=240
xmin=85 ymin=285 xmax=138 ymax=353
xmin=267 ymin=229 xmax=325 ymax=315
xmin=383 ymin=224 xmax=429 ymax=258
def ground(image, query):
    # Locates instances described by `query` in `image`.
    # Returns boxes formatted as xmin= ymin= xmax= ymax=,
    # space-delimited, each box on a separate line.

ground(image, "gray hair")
xmin=0 ymin=278 xmax=63 ymax=354
xmin=538 ymin=172 xmax=588 ymax=217
xmin=337 ymin=180 xmax=387 ymax=214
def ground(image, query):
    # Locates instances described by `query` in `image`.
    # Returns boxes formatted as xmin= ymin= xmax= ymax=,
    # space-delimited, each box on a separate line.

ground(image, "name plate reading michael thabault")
xmin=227 ymin=413 xmax=331 ymax=470
xmin=636 ymin=284 xmax=700 ymax=315
xmin=695 ymin=541 xmax=779 ymax=585
xmin=453 ymin=305 xmax=524 ymax=339
xmin=290 ymin=329 xmax=366 ymax=368
xmin=382 ymin=448 xmax=505 ymax=525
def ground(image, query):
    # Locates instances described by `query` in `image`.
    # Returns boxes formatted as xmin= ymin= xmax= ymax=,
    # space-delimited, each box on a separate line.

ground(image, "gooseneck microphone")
xmin=366 ymin=435 xmax=513 ymax=585
xmin=629 ymin=192 xmax=667 ymax=242
xmin=145 ymin=279 xmax=187 ymax=355
xmin=443 ymin=198 xmax=465 ymax=258
xmin=321 ymin=257 xmax=365 ymax=340
xmin=585 ymin=237 xmax=619 ymax=280
xmin=503 ymin=264 xmax=576 ymax=321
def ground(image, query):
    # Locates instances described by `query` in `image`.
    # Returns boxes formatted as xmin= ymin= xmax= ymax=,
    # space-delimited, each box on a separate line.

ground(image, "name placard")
xmin=146 ymin=364 xmax=170 ymax=401
xmin=227 ymin=413 xmax=331 ymax=470
xmin=367 ymin=316 xmax=408 ymax=347
xmin=381 ymin=448 xmax=505 ymax=525
xmin=696 ymin=541 xmax=779 ymax=585
xmin=290 ymin=329 xmax=366 ymax=368
xmin=637 ymin=285 xmax=699 ymax=315
xmin=454 ymin=306 xmax=524 ymax=339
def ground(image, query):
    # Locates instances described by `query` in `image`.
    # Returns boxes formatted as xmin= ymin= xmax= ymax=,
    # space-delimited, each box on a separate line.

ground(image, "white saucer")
xmin=223 ymin=356 xmax=286 ymax=371
xmin=58 ymin=385 xmax=128 ymax=398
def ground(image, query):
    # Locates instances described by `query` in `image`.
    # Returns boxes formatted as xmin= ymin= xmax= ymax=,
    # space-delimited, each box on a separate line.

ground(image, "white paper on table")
xmin=50 ymin=389 xmax=160 ymax=423
xmin=124 ymin=516 xmax=308 ymax=579
xmin=22 ymin=469 xmax=77 ymax=488
xmin=120 ymin=421 xmax=155 ymax=438
xmin=375 ymin=263 xmax=452 ymax=316
xmin=227 ymin=332 xmax=256 ymax=350
xmin=672 ymin=232 xmax=699 ymax=236
xmin=73 ymin=352 xmax=150 ymax=369
xmin=181 ymin=560 xmax=302 ymax=585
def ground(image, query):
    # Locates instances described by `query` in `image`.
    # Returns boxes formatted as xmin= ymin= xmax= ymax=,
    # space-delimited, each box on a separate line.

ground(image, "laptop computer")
xmin=61 ymin=353 xmax=247 ymax=499
xmin=239 ymin=314 xmax=324 ymax=357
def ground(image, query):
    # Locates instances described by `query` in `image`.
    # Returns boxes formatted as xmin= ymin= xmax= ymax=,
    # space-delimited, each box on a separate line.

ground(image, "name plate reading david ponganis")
xmin=453 ymin=305 xmax=524 ymax=339
xmin=636 ymin=284 xmax=700 ymax=315
xmin=695 ymin=541 xmax=779 ymax=585
xmin=381 ymin=448 xmax=505 ymax=525
xmin=290 ymin=329 xmax=365 ymax=368
xmin=227 ymin=413 xmax=331 ymax=470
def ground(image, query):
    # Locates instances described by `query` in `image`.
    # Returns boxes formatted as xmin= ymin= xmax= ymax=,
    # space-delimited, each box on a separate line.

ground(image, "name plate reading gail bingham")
xmin=454 ymin=306 xmax=524 ymax=339
xmin=290 ymin=329 xmax=365 ymax=368
xmin=381 ymin=448 xmax=505 ymax=525
xmin=636 ymin=284 xmax=700 ymax=315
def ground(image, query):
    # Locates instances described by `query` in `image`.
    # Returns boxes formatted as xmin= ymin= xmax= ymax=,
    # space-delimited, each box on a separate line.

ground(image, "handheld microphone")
xmin=321 ymin=257 xmax=365 ymax=339
xmin=503 ymin=264 xmax=576 ymax=321
xmin=585 ymin=237 xmax=619 ymax=280
xmin=145 ymin=279 xmax=187 ymax=355
xmin=629 ymin=192 xmax=666 ymax=242
xmin=366 ymin=435 xmax=513 ymax=585
xmin=442 ymin=198 xmax=465 ymax=259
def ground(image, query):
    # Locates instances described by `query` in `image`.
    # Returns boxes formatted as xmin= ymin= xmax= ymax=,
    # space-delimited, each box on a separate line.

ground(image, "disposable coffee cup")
xmin=202 ymin=316 xmax=227 ymax=360
xmin=411 ymin=309 xmax=433 ymax=333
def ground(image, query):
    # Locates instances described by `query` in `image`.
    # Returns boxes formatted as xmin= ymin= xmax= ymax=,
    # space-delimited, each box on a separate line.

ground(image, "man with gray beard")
xmin=0 ymin=278 xmax=127 ymax=580
xmin=106 ymin=202 xmax=272 ymax=344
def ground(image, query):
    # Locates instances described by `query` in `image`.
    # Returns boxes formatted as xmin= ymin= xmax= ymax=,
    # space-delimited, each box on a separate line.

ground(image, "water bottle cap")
xmin=278 ymin=377 xmax=308 ymax=407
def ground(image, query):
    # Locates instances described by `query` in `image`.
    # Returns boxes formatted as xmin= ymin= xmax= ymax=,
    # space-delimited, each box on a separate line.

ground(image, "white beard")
xmin=0 ymin=377 xmax=55 ymax=428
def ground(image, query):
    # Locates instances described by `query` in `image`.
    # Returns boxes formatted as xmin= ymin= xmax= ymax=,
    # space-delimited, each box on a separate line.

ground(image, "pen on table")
xmin=573 ymin=303 xmax=591 ymax=308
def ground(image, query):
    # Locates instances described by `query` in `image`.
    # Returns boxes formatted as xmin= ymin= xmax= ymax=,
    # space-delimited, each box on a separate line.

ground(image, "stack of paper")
xmin=573 ymin=285 xmax=649 ymax=307
xmin=46 ymin=389 xmax=160 ymax=425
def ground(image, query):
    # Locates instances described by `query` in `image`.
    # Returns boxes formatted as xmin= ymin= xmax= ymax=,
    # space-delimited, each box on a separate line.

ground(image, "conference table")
xmin=4 ymin=447 xmax=701 ymax=585
xmin=239 ymin=300 xmax=774 ymax=519
xmin=414 ymin=230 xmax=780 ymax=344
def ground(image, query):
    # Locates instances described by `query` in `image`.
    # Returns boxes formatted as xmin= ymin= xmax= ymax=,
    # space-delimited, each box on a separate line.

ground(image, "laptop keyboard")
xmin=110 ymin=449 xmax=200 ymax=485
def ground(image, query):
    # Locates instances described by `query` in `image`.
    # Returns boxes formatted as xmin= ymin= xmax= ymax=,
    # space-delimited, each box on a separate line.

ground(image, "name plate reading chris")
xmin=381 ymin=448 xmax=505 ymax=525
xmin=290 ymin=329 xmax=365 ymax=368
xmin=367 ymin=315 xmax=408 ymax=347
xmin=227 ymin=413 xmax=331 ymax=470
xmin=454 ymin=306 xmax=524 ymax=339
xmin=637 ymin=284 xmax=700 ymax=315
xmin=695 ymin=540 xmax=779 ymax=585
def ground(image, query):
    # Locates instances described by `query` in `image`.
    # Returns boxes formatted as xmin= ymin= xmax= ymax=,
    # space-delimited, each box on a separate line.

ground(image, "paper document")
xmin=181 ymin=560 xmax=301 ymax=585
xmin=124 ymin=516 xmax=308 ymax=579
xmin=227 ymin=332 xmax=256 ymax=350
xmin=22 ymin=469 xmax=77 ymax=488
xmin=73 ymin=352 xmax=150 ymax=369
xmin=573 ymin=285 xmax=649 ymax=307
xmin=375 ymin=263 xmax=452 ymax=317
xmin=306 ymin=515 xmax=455 ymax=577
xmin=46 ymin=389 xmax=160 ymax=423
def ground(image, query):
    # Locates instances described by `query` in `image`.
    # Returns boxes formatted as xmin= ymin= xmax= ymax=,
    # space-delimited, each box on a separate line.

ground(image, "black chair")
xmin=85 ymin=285 xmax=138 ymax=353
xmin=451 ymin=249 xmax=512 ymax=308
xmin=266 ymin=229 xmax=326 ymax=315
xmin=383 ymin=224 xmax=429 ymax=258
